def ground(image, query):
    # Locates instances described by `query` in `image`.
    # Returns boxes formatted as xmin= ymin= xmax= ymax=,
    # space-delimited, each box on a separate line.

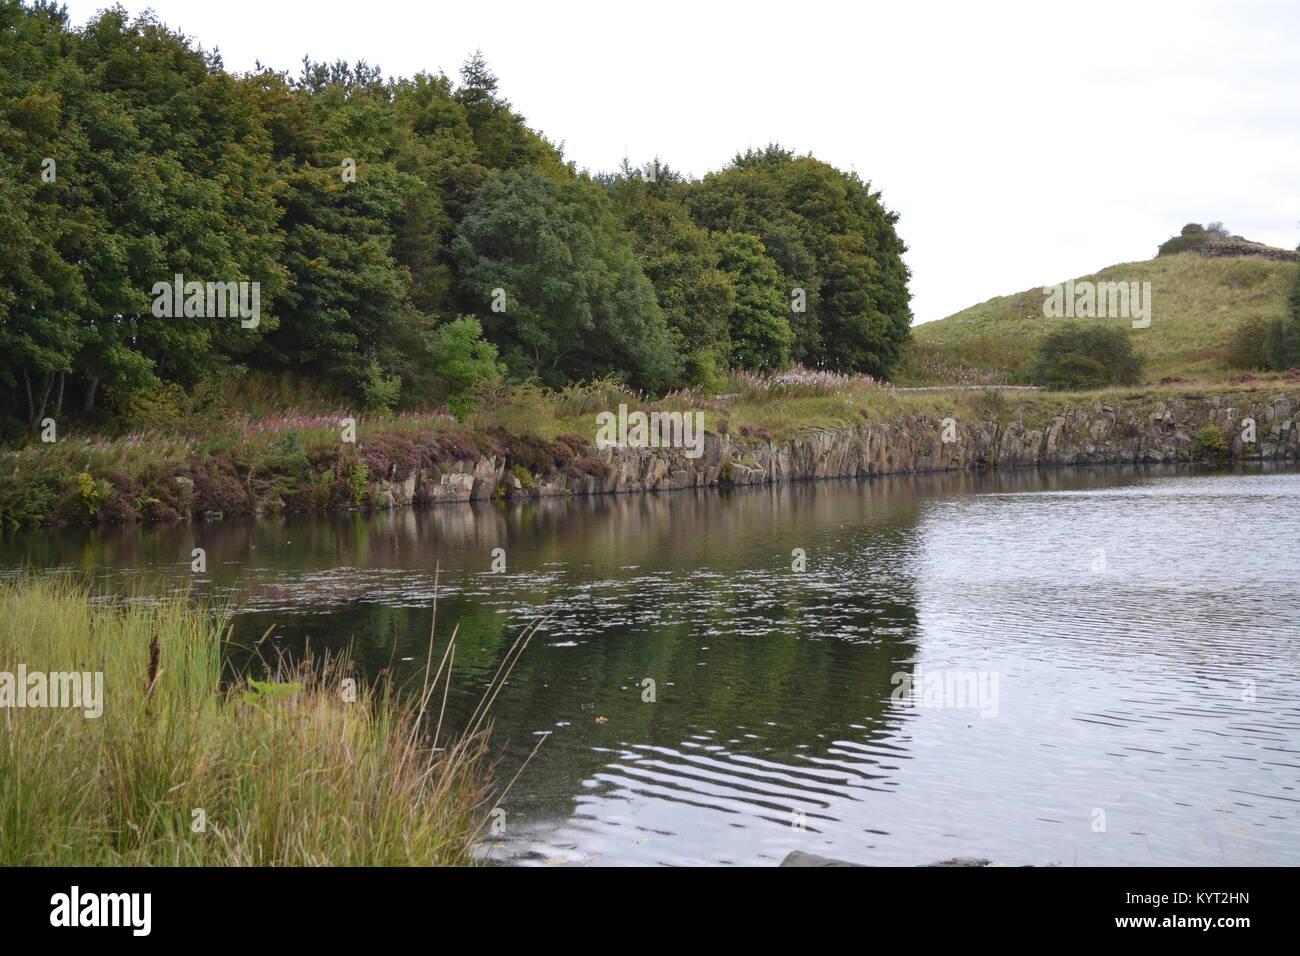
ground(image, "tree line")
xmin=1 ymin=1 xmax=912 ymax=432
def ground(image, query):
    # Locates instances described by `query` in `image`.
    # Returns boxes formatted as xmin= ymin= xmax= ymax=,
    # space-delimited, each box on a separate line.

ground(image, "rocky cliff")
xmin=371 ymin=390 xmax=1299 ymax=509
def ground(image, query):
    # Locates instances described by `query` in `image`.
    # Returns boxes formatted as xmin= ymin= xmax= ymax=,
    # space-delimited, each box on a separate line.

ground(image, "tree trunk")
xmin=54 ymin=371 xmax=65 ymax=416
xmin=31 ymin=372 xmax=54 ymax=426
xmin=84 ymin=377 xmax=99 ymax=414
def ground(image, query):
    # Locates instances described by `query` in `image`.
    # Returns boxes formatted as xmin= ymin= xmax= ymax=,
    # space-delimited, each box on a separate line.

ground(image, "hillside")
xmin=900 ymin=251 xmax=1300 ymax=385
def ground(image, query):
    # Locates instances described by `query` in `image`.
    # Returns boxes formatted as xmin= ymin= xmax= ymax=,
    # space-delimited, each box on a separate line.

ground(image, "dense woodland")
xmin=0 ymin=0 xmax=913 ymax=436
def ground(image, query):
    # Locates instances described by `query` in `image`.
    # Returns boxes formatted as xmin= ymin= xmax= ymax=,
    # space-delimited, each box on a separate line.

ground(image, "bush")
xmin=1157 ymin=232 xmax=1209 ymax=257
xmin=427 ymin=317 xmax=505 ymax=417
xmin=1029 ymin=323 xmax=1144 ymax=390
xmin=571 ymin=455 xmax=610 ymax=478
xmin=1227 ymin=317 xmax=1270 ymax=370
xmin=104 ymin=381 xmax=186 ymax=433
xmin=1192 ymin=424 xmax=1230 ymax=459
xmin=1266 ymin=269 xmax=1300 ymax=371
xmin=1265 ymin=316 xmax=1300 ymax=371
xmin=470 ymin=382 xmax=551 ymax=437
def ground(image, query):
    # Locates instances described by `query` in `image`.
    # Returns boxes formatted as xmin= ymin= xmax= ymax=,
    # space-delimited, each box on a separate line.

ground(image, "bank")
xmin=1 ymin=384 xmax=1297 ymax=528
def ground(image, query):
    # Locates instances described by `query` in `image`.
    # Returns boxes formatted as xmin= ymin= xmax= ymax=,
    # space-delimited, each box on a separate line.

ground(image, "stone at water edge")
xmin=779 ymin=851 xmax=998 ymax=867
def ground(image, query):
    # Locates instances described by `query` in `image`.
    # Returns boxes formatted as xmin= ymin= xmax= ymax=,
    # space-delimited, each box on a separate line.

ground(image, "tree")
xmin=605 ymin=162 xmax=735 ymax=385
xmin=426 ymin=316 xmax=504 ymax=415
xmin=452 ymin=168 xmax=681 ymax=390
xmin=684 ymin=147 xmax=911 ymax=376
xmin=713 ymin=231 xmax=793 ymax=371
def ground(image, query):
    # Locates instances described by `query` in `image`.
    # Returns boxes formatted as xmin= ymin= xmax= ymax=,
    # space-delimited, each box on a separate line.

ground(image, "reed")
xmin=0 ymin=575 xmax=532 ymax=865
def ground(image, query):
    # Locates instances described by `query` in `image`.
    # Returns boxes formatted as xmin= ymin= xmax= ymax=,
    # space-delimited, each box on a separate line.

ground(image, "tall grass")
xmin=0 ymin=576 xmax=529 ymax=865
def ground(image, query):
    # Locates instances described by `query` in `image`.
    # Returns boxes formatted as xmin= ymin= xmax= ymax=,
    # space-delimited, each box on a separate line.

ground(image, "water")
xmin=3 ymin=465 xmax=1299 ymax=866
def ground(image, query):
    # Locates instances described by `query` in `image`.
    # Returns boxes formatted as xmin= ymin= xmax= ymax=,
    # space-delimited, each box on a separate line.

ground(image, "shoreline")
xmin=3 ymin=386 xmax=1297 ymax=529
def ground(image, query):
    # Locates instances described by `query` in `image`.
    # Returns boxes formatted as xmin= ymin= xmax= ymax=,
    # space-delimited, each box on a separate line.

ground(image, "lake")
xmin=3 ymin=464 xmax=1298 ymax=866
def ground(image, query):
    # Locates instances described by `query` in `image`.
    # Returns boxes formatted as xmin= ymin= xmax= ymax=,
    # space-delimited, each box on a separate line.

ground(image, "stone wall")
xmin=1197 ymin=242 xmax=1300 ymax=263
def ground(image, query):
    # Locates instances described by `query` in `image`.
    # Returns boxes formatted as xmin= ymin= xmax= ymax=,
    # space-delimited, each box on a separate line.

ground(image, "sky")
xmin=56 ymin=0 xmax=1300 ymax=325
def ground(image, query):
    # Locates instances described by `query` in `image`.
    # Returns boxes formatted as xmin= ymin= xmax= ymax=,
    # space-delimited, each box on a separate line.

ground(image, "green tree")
xmin=452 ymin=168 xmax=681 ymax=390
xmin=713 ymin=231 xmax=793 ymax=371
xmin=685 ymin=146 xmax=911 ymax=376
xmin=426 ymin=316 xmax=504 ymax=415
xmin=605 ymin=161 xmax=735 ymax=385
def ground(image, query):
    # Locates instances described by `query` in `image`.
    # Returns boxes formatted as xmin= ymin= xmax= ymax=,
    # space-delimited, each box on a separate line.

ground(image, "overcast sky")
xmin=58 ymin=0 xmax=1300 ymax=325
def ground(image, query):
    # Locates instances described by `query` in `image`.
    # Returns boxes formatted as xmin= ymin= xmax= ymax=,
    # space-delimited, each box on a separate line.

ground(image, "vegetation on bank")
xmin=3 ymin=367 xmax=1294 ymax=529
xmin=2 ymin=0 xmax=912 ymax=439
xmin=0 ymin=576 xmax=517 ymax=865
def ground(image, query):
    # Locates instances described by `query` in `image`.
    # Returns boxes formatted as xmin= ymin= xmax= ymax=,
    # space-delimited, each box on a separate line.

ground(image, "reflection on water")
xmin=3 ymin=465 xmax=1298 ymax=866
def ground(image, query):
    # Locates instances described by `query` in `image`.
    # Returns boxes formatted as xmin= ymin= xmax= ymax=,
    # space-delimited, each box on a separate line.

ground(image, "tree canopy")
xmin=0 ymin=1 xmax=913 ymax=432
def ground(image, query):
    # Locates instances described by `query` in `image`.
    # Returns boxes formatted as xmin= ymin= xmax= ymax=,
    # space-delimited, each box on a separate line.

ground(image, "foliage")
xmin=0 ymin=4 xmax=915 ymax=429
xmin=1191 ymin=424 xmax=1230 ymax=459
xmin=425 ymin=316 xmax=503 ymax=416
xmin=1226 ymin=316 xmax=1270 ymax=370
xmin=1028 ymin=323 xmax=1144 ymax=390
xmin=1157 ymin=222 xmax=1226 ymax=257
xmin=361 ymin=358 xmax=402 ymax=413
xmin=1263 ymin=267 xmax=1300 ymax=371
xmin=452 ymin=168 xmax=681 ymax=390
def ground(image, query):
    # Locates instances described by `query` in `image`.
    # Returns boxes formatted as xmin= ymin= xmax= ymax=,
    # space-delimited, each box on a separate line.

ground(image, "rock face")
xmin=357 ymin=390 xmax=1298 ymax=511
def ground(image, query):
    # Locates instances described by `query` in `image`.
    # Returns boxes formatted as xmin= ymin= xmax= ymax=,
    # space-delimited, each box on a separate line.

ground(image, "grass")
xmin=902 ymin=252 xmax=1300 ymax=384
xmin=0 ymin=576 xmax=532 ymax=865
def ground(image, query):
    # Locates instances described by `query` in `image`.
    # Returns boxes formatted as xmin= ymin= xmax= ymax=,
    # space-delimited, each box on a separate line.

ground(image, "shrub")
xmin=1192 ymin=424 xmax=1230 ymax=459
xmin=137 ymin=464 xmax=193 ymax=522
xmin=103 ymin=381 xmax=186 ymax=434
xmin=427 ymin=317 xmax=505 ymax=417
xmin=348 ymin=459 xmax=370 ymax=508
xmin=184 ymin=454 xmax=250 ymax=517
xmin=470 ymin=382 xmax=550 ymax=437
xmin=98 ymin=471 xmax=143 ymax=524
xmin=1158 ymin=233 xmax=1209 ymax=257
xmin=1029 ymin=323 xmax=1144 ymax=390
xmin=572 ymin=455 xmax=610 ymax=478
xmin=1227 ymin=317 xmax=1270 ymax=370
xmin=551 ymin=377 xmax=635 ymax=417
xmin=434 ymin=428 xmax=480 ymax=462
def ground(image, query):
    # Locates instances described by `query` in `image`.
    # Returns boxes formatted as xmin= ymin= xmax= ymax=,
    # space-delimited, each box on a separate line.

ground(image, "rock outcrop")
xmin=357 ymin=390 xmax=1299 ymax=510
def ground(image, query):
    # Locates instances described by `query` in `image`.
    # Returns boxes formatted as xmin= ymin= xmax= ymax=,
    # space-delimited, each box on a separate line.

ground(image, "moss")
xmin=1191 ymin=424 xmax=1231 ymax=459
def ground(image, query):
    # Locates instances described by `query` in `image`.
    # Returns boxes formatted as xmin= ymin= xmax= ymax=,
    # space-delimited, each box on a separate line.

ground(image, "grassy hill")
xmin=898 ymin=251 xmax=1300 ymax=385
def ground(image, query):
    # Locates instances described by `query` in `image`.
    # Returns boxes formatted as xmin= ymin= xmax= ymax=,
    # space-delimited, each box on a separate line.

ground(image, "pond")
xmin=4 ymin=464 xmax=1298 ymax=866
